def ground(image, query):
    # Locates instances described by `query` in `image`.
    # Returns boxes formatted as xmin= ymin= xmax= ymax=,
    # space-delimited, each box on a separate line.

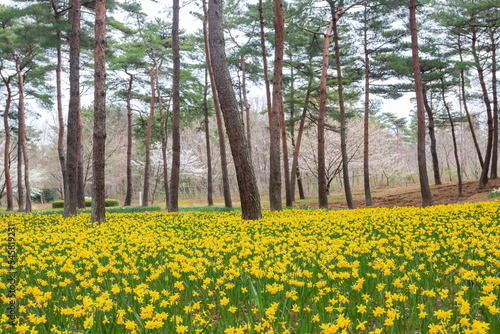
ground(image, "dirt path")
xmin=300 ymin=178 xmax=500 ymax=210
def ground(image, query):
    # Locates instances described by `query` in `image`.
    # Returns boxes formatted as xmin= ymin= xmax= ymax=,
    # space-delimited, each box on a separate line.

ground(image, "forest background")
xmin=0 ymin=0 xmax=498 ymax=215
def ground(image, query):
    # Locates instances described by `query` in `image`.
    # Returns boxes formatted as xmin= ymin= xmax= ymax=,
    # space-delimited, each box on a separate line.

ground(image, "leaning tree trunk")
xmin=124 ymin=72 xmax=133 ymax=206
xmin=2 ymin=74 xmax=13 ymax=211
xmin=363 ymin=5 xmax=372 ymax=206
xmin=332 ymin=16 xmax=355 ymax=210
xmin=203 ymin=0 xmax=232 ymax=208
xmin=441 ymin=78 xmax=462 ymax=196
xmin=142 ymin=70 xmax=155 ymax=207
xmin=269 ymin=0 xmax=285 ymax=212
xmin=472 ymin=27 xmax=494 ymax=189
xmin=422 ymin=87 xmax=441 ymax=185
xmin=203 ymin=68 xmax=214 ymax=206
xmin=318 ymin=21 xmax=334 ymax=209
xmin=169 ymin=0 xmax=181 ymax=212
xmin=410 ymin=0 xmax=432 ymax=206
xmin=490 ymin=31 xmax=498 ymax=179
xmin=458 ymin=34 xmax=483 ymax=168
xmin=290 ymin=77 xmax=312 ymax=201
xmin=90 ymin=0 xmax=107 ymax=225
xmin=14 ymin=55 xmax=31 ymax=213
xmin=65 ymin=0 xmax=81 ymax=217
xmin=209 ymin=0 xmax=262 ymax=220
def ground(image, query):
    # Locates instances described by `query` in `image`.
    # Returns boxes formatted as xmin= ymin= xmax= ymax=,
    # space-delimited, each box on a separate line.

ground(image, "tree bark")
xmin=14 ymin=55 xmax=31 ymax=213
xmin=410 ymin=0 xmax=432 ymax=206
xmin=169 ymin=0 xmax=181 ymax=212
xmin=363 ymin=5 xmax=372 ymax=206
xmin=318 ymin=21 xmax=334 ymax=209
xmin=458 ymin=34 xmax=483 ymax=168
xmin=472 ymin=27 xmax=493 ymax=189
xmin=441 ymin=78 xmax=462 ymax=196
xmin=490 ymin=30 xmax=498 ymax=179
xmin=204 ymin=68 xmax=214 ymax=206
xmin=151 ymin=49 xmax=170 ymax=210
xmin=209 ymin=0 xmax=261 ymax=220
xmin=1 ymin=74 xmax=13 ymax=211
xmin=77 ymin=108 xmax=85 ymax=208
xmin=269 ymin=0 xmax=285 ymax=211
xmin=64 ymin=0 xmax=81 ymax=217
xmin=203 ymin=0 xmax=232 ymax=208
xmin=124 ymin=72 xmax=133 ymax=206
xmin=50 ymin=1 xmax=67 ymax=202
xmin=143 ymin=69 xmax=155 ymax=207
xmin=259 ymin=0 xmax=272 ymax=127
xmin=290 ymin=78 xmax=312 ymax=201
xmin=422 ymin=87 xmax=442 ymax=185
xmin=241 ymin=55 xmax=252 ymax=159
xmin=332 ymin=15 xmax=355 ymax=210
xmin=91 ymin=0 xmax=107 ymax=225
xmin=17 ymin=133 xmax=23 ymax=212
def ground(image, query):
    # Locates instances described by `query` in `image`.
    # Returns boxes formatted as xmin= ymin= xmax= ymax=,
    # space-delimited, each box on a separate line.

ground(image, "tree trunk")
xmin=124 ymin=72 xmax=133 ymax=206
xmin=65 ymin=0 xmax=81 ymax=217
xmin=290 ymin=78 xmax=312 ymax=201
xmin=169 ymin=0 xmax=181 ymax=212
xmin=297 ymin=166 xmax=305 ymax=199
xmin=91 ymin=0 xmax=107 ymax=225
xmin=269 ymin=0 xmax=285 ymax=211
xmin=55 ymin=27 xmax=67 ymax=203
xmin=332 ymin=13 xmax=355 ymax=209
xmin=203 ymin=0 xmax=232 ymax=208
xmin=490 ymin=31 xmax=498 ymax=179
xmin=280 ymin=102 xmax=292 ymax=207
xmin=422 ymin=87 xmax=441 ymax=185
xmin=289 ymin=56 xmax=296 ymax=202
xmin=458 ymin=34 xmax=483 ymax=168
xmin=151 ymin=49 xmax=170 ymax=210
xmin=143 ymin=70 xmax=155 ymax=207
xmin=472 ymin=27 xmax=493 ymax=189
xmin=17 ymin=133 xmax=23 ymax=212
xmin=363 ymin=6 xmax=372 ymax=206
xmin=259 ymin=0 xmax=272 ymax=128
xmin=441 ymin=79 xmax=462 ymax=196
xmin=2 ymin=74 xmax=13 ymax=211
xmin=237 ymin=71 xmax=244 ymax=122
xmin=50 ymin=0 xmax=67 ymax=202
xmin=77 ymin=108 xmax=85 ymax=208
xmin=241 ymin=55 xmax=252 ymax=159
xmin=204 ymin=68 xmax=214 ymax=206
xmin=410 ymin=0 xmax=432 ymax=206
xmin=209 ymin=0 xmax=261 ymax=220
xmin=14 ymin=55 xmax=31 ymax=213
xmin=318 ymin=21 xmax=334 ymax=209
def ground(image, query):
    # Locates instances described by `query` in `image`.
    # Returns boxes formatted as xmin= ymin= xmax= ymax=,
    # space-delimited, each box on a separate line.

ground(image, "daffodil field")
xmin=2 ymin=202 xmax=500 ymax=333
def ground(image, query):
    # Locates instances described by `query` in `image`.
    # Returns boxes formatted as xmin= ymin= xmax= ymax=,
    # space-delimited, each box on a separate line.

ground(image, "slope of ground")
xmin=301 ymin=178 xmax=500 ymax=209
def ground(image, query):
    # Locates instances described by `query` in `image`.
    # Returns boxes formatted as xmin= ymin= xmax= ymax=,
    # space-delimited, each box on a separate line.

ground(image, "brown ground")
xmin=300 ymin=178 xmax=500 ymax=210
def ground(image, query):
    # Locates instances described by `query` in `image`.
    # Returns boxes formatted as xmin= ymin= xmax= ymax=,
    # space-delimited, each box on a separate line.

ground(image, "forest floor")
xmin=24 ymin=177 xmax=500 ymax=212
xmin=300 ymin=177 xmax=500 ymax=210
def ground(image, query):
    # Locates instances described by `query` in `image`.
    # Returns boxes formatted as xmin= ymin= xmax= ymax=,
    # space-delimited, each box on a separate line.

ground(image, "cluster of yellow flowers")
xmin=1 ymin=201 xmax=499 ymax=333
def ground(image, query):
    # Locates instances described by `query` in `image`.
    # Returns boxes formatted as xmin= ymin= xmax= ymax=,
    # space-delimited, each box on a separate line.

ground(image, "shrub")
xmin=105 ymin=199 xmax=120 ymax=207
xmin=52 ymin=199 xmax=119 ymax=208
xmin=52 ymin=200 xmax=64 ymax=209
